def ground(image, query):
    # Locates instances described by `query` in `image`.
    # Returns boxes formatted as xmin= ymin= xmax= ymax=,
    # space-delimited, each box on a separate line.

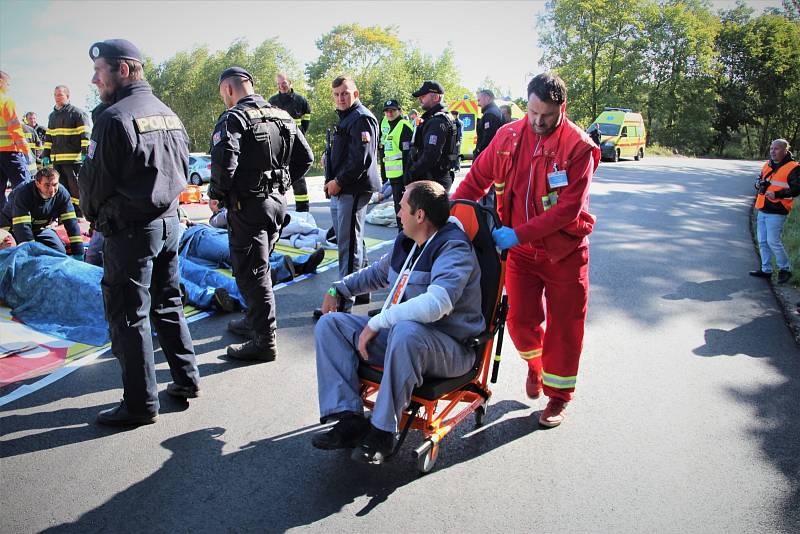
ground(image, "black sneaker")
xmin=213 ymin=288 xmax=238 ymax=312
xmin=749 ymin=269 xmax=773 ymax=278
xmin=351 ymin=425 xmax=396 ymax=464
xmin=298 ymin=248 xmax=325 ymax=275
xmin=96 ymin=401 xmax=158 ymax=427
xmin=166 ymin=383 xmax=202 ymax=399
xmin=312 ymin=413 xmax=371 ymax=450
xmin=226 ymin=333 xmax=277 ymax=362
xmin=777 ymin=270 xmax=792 ymax=284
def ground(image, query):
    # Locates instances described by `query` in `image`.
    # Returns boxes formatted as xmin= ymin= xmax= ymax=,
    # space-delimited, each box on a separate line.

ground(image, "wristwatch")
xmin=327 ymin=286 xmax=338 ymax=297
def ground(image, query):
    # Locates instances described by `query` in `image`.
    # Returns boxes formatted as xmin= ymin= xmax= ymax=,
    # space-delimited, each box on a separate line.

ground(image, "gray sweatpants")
xmin=315 ymin=313 xmax=474 ymax=433
xmin=329 ymin=192 xmax=370 ymax=311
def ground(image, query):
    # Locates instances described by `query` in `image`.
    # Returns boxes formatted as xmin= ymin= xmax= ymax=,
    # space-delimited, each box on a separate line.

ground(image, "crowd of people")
xmin=2 ymin=36 xmax=797 ymax=466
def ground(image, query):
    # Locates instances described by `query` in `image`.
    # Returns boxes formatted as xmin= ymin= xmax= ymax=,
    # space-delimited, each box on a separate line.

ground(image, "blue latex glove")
xmin=42 ymin=156 xmax=50 ymax=167
xmin=71 ymin=253 xmax=85 ymax=262
xmin=492 ymin=226 xmax=520 ymax=250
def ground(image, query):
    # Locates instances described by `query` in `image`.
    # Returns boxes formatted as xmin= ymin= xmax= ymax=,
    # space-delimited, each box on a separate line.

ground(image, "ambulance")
xmin=589 ymin=108 xmax=647 ymax=162
xmin=447 ymin=96 xmax=525 ymax=160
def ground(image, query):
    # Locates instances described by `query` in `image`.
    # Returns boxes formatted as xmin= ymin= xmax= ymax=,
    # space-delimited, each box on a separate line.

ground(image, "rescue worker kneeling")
xmin=312 ymin=181 xmax=484 ymax=464
xmin=4 ymin=167 xmax=84 ymax=260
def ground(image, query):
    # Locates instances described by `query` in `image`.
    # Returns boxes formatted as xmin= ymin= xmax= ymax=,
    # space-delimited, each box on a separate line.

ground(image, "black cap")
xmin=89 ymin=39 xmax=143 ymax=63
xmin=218 ymin=67 xmax=254 ymax=86
xmin=383 ymin=99 xmax=401 ymax=110
xmin=412 ymin=80 xmax=444 ymax=98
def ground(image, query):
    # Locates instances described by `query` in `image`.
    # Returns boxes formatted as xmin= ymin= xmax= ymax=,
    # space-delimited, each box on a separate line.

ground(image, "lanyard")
xmin=381 ymin=233 xmax=437 ymax=312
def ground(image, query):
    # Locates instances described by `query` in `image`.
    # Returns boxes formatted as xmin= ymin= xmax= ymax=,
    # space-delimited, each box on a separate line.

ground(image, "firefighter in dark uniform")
xmin=42 ymin=85 xmax=89 ymax=218
xmin=407 ymin=80 xmax=458 ymax=192
xmin=79 ymin=39 xmax=200 ymax=427
xmin=268 ymin=73 xmax=312 ymax=213
xmin=474 ymin=89 xmax=505 ymax=209
xmin=3 ymin=168 xmax=83 ymax=258
xmin=210 ymin=67 xmax=314 ymax=361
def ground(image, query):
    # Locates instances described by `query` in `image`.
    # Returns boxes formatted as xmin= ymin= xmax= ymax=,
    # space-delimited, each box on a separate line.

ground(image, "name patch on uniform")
xmin=134 ymin=115 xmax=184 ymax=134
xmin=87 ymin=140 xmax=97 ymax=159
xmin=428 ymin=134 xmax=438 ymax=145
xmin=246 ymin=108 xmax=292 ymax=122
xmin=361 ymin=131 xmax=371 ymax=143
xmin=401 ymin=141 xmax=410 ymax=150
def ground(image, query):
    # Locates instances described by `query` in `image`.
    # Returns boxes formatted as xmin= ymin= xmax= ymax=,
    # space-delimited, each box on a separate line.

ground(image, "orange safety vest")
xmin=756 ymin=160 xmax=798 ymax=211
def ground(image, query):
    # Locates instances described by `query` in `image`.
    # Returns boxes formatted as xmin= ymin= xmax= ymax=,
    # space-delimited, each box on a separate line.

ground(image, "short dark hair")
xmin=477 ymin=89 xmax=495 ymax=99
xmin=106 ymin=57 xmax=144 ymax=81
xmin=332 ymin=75 xmax=356 ymax=89
xmin=407 ymin=180 xmax=449 ymax=229
xmin=35 ymin=167 xmax=59 ymax=182
xmin=527 ymin=72 xmax=567 ymax=104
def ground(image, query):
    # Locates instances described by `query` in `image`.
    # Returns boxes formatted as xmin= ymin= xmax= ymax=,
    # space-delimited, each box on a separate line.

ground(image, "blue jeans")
xmin=756 ymin=211 xmax=790 ymax=272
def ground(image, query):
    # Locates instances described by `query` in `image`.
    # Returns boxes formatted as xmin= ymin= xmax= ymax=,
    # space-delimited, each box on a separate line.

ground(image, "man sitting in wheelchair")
xmin=313 ymin=180 xmax=485 ymax=464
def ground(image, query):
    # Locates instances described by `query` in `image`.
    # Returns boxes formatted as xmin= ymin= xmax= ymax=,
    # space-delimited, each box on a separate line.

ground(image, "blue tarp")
xmin=0 ymin=242 xmax=110 ymax=346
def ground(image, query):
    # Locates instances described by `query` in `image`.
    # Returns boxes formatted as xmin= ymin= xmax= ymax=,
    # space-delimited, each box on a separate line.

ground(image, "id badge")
xmin=547 ymin=170 xmax=568 ymax=188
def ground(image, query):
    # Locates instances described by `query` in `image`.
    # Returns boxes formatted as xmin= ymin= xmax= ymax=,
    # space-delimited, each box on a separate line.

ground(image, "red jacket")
xmin=453 ymin=116 xmax=599 ymax=262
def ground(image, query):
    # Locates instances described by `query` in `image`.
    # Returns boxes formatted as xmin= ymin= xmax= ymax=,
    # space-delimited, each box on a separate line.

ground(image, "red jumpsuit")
xmin=453 ymin=116 xmax=598 ymax=402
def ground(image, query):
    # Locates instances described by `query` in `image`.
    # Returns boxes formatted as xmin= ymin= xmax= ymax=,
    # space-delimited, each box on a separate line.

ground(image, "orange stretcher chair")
xmin=357 ymin=199 xmax=509 ymax=473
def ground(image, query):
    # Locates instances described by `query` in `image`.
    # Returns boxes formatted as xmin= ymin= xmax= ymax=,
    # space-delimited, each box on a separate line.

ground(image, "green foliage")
xmin=538 ymin=0 xmax=800 ymax=158
xmin=145 ymin=38 xmax=300 ymax=152
xmin=303 ymin=24 xmax=468 ymax=171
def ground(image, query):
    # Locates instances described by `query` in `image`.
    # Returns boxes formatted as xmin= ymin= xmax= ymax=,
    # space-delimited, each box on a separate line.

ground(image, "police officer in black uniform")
xmin=407 ymin=80 xmax=458 ymax=192
xmin=474 ymin=89 xmax=504 ymax=158
xmin=79 ymin=39 xmax=200 ymax=427
xmin=315 ymin=75 xmax=379 ymax=317
xmin=268 ymin=73 xmax=312 ymax=213
xmin=209 ymin=67 xmax=313 ymax=361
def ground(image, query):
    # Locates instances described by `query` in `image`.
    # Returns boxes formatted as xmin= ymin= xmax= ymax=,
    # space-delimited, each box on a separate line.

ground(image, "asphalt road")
xmin=2 ymin=157 xmax=799 ymax=533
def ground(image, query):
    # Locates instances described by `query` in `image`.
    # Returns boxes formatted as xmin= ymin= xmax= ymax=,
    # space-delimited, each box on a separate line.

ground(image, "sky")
xmin=0 ymin=0 xmax=785 ymax=122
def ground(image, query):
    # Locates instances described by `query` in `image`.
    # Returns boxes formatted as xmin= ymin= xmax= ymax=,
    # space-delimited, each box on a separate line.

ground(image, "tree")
xmin=145 ymin=38 xmax=300 ymax=151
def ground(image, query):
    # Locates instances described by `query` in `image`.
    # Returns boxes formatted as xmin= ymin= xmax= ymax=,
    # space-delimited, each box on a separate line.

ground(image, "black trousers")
xmin=54 ymin=163 xmax=82 ymax=217
xmin=102 ymin=216 xmax=199 ymax=415
xmin=228 ymin=194 xmax=285 ymax=336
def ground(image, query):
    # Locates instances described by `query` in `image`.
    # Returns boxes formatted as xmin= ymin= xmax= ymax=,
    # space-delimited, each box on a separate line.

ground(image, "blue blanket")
xmin=0 ymin=242 xmax=109 ymax=346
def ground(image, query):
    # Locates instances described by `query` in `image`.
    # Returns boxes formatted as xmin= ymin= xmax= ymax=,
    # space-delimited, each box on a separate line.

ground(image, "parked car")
xmin=188 ymin=153 xmax=211 ymax=185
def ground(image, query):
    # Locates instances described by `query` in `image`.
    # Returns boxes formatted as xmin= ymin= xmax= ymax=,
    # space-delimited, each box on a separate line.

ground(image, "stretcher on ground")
xmin=357 ymin=199 xmax=508 ymax=473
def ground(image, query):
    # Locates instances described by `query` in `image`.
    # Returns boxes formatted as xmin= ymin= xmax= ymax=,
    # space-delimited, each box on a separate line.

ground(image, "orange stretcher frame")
xmin=357 ymin=200 xmax=508 ymax=474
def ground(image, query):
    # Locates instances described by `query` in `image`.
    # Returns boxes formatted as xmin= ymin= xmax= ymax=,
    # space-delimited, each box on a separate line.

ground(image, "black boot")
xmin=311 ymin=413 xmax=370 ymax=449
xmin=227 ymin=332 xmax=277 ymax=362
xmin=351 ymin=425 xmax=395 ymax=464
xmin=96 ymin=401 xmax=158 ymax=427
xmin=213 ymin=288 xmax=238 ymax=312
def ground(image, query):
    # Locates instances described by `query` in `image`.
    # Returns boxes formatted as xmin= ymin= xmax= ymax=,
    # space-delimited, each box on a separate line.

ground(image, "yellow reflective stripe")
xmin=519 ymin=348 xmax=543 ymax=360
xmin=542 ymin=371 xmax=577 ymax=389
xmin=0 ymin=226 xmax=10 ymax=231
xmin=47 ymin=126 xmax=87 ymax=135
xmin=12 ymin=215 xmax=32 ymax=225
xmin=60 ymin=211 xmax=77 ymax=221
xmin=71 ymin=197 xmax=80 ymax=205
xmin=302 ymin=114 xmax=311 ymax=120
xmin=53 ymin=153 xmax=82 ymax=162
xmin=33 ymin=219 xmax=49 ymax=224
xmin=294 ymin=194 xmax=310 ymax=201
xmin=80 ymin=140 xmax=90 ymax=147
xmin=69 ymin=235 xmax=83 ymax=243
xmin=43 ymin=142 xmax=52 ymax=149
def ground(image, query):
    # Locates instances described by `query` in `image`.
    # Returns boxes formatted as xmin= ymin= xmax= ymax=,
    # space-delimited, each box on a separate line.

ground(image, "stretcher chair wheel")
xmin=475 ymin=404 xmax=487 ymax=427
xmin=414 ymin=440 xmax=439 ymax=474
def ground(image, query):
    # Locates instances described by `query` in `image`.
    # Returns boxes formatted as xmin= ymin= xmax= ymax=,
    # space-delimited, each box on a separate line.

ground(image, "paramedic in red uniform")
xmin=452 ymin=72 xmax=598 ymax=428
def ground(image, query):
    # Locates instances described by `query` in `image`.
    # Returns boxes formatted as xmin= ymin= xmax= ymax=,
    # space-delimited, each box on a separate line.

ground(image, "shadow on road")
xmin=42 ymin=399 xmax=534 ymax=531
xmin=693 ymin=314 xmax=800 ymax=530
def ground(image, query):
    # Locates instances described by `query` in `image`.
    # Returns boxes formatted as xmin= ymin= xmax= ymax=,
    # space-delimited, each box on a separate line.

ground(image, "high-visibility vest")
xmin=0 ymin=90 xmax=26 ymax=153
xmin=380 ymin=116 xmax=413 ymax=180
xmin=756 ymin=160 xmax=798 ymax=211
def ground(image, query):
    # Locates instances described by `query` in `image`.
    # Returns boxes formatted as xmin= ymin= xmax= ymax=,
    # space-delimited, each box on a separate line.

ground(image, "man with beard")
xmin=406 ymin=80 xmax=458 ymax=192
xmin=79 ymin=39 xmax=200 ymax=426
